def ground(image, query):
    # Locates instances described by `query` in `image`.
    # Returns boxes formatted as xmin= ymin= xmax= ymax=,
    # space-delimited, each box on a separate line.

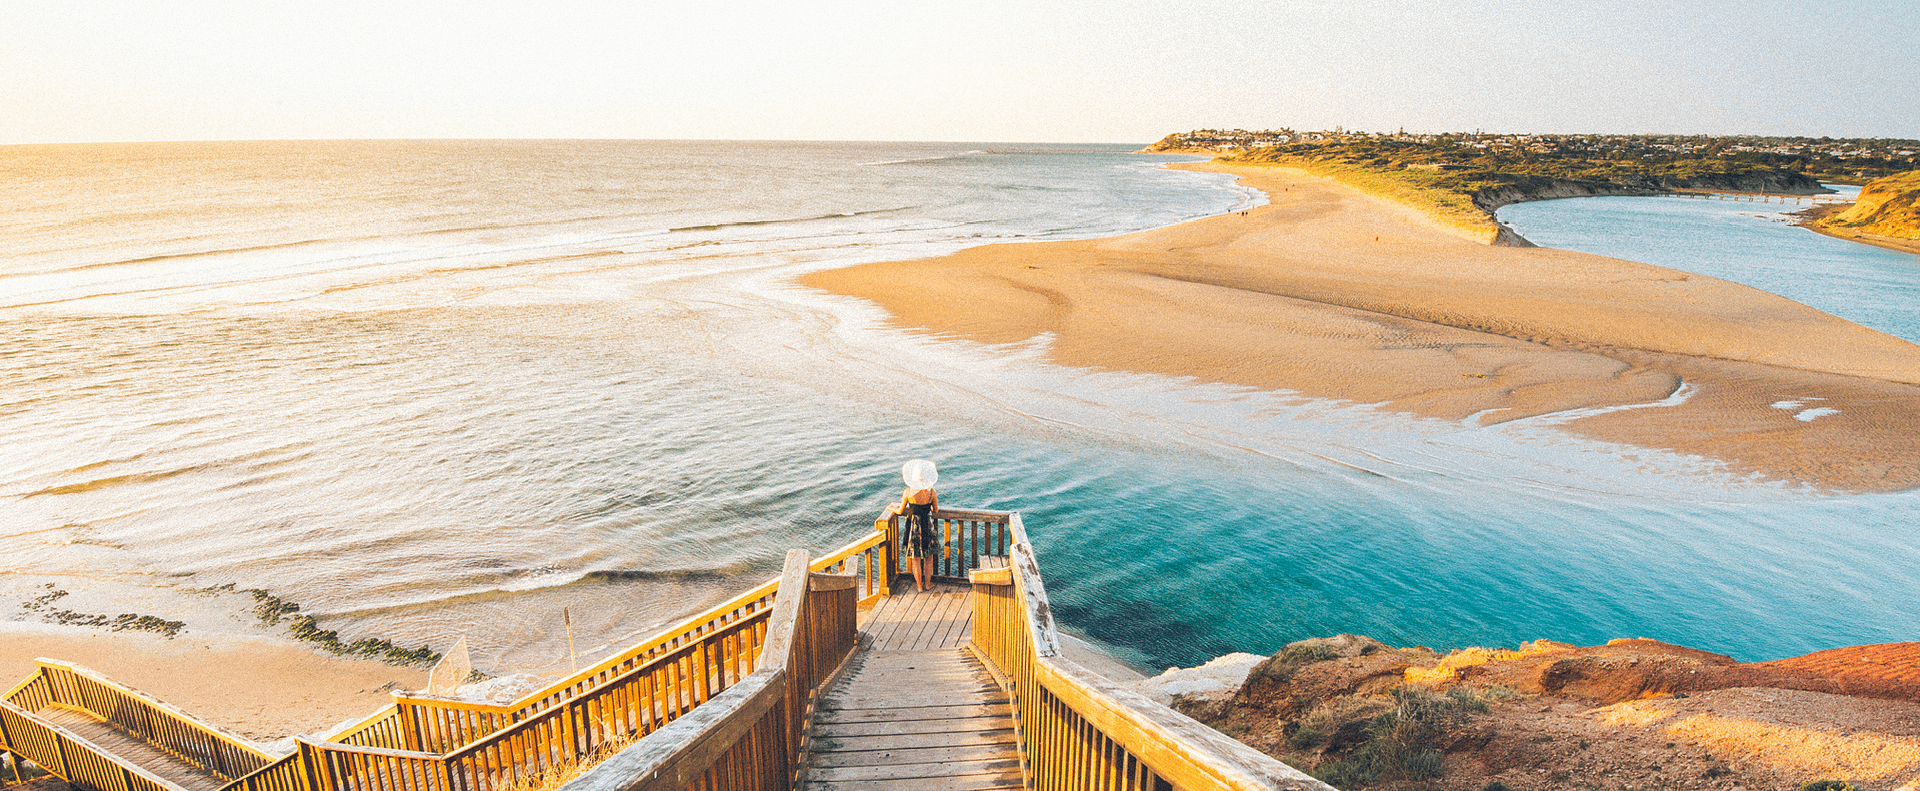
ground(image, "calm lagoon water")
xmin=1498 ymin=187 xmax=1920 ymax=344
xmin=3 ymin=142 xmax=1914 ymax=676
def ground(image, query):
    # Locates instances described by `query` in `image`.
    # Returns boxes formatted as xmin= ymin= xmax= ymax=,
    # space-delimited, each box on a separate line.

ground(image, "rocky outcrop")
xmin=1164 ymin=636 xmax=1920 ymax=791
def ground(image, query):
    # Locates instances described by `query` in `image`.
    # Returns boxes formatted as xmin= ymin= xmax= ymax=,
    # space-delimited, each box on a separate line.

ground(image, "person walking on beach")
xmin=899 ymin=459 xmax=940 ymax=593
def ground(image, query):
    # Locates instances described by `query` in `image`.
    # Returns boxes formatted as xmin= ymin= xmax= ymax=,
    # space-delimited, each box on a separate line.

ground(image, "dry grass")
xmin=493 ymin=728 xmax=647 ymax=791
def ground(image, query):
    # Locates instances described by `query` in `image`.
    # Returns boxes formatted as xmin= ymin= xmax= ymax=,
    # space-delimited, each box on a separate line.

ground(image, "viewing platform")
xmin=4 ymin=507 xmax=1332 ymax=791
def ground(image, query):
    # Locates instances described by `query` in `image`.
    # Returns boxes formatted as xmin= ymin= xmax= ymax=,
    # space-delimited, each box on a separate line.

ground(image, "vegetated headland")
xmin=1146 ymin=129 xmax=1920 ymax=245
xmin=1150 ymin=634 xmax=1920 ymax=791
xmin=1801 ymin=169 xmax=1920 ymax=255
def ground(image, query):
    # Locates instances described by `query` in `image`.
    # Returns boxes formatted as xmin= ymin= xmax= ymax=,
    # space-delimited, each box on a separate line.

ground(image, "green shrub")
xmin=1289 ymin=726 xmax=1324 ymax=750
xmin=1278 ymin=643 xmax=1342 ymax=664
xmin=1446 ymin=686 xmax=1491 ymax=713
xmin=1799 ymin=782 xmax=1855 ymax=791
xmin=1404 ymin=749 xmax=1444 ymax=780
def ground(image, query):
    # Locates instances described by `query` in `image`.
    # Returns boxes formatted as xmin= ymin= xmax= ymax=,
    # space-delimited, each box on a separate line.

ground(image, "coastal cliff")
xmin=1468 ymin=170 xmax=1831 ymax=214
xmin=1153 ymin=635 xmax=1920 ymax=790
xmin=1808 ymin=170 xmax=1920 ymax=254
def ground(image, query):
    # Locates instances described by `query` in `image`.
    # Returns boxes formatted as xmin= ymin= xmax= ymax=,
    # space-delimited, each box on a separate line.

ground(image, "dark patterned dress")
xmin=902 ymin=496 xmax=938 ymax=558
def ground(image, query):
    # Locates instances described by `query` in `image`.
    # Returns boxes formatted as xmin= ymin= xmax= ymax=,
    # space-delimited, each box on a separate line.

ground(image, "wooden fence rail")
xmin=3 ymin=660 xmax=277 ymax=785
xmin=968 ymin=515 xmax=1335 ymax=791
xmin=230 ymin=548 xmax=859 ymax=791
xmin=329 ymin=530 xmax=889 ymax=757
xmin=877 ymin=506 xmax=1012 ymax=583
xmin=546 ymin=549 xmax=859 ymax=791
xmin=0 ymin=698 xmax=190 ymax=791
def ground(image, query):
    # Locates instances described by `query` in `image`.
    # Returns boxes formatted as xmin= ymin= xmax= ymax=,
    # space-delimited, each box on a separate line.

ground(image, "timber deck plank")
xmin=805 ymin=776 xmax=1024 ymax=791
xmin=814 ymin=703 xmax=1011 ymax=724
xmin=816 ymin=717 xmax=1015 ymax=738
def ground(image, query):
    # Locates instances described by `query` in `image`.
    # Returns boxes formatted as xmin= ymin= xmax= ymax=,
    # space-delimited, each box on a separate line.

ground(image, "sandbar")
xmin=803 ymin=163 xmax=1920 ymax=492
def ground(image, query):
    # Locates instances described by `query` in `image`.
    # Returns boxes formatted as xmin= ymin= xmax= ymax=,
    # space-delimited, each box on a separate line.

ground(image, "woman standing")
xmin=900 ymin=459 xmax=940 ymax=593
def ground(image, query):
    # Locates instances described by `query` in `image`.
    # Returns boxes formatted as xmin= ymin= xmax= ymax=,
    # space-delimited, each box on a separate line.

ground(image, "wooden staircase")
xmin=800 ymin=583 xmax=1021 ymax=791
xmin=27 ymin=707 xmax=227 ymax=791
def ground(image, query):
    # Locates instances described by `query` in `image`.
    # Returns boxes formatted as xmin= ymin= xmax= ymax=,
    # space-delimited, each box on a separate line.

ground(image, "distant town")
xmin=1150 ymin=129 xmax=1920 ymax=183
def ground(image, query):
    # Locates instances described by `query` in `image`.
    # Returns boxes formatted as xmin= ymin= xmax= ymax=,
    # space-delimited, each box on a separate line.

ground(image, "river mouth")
xmin=4 ymin=142 xmax=1917 ymax=678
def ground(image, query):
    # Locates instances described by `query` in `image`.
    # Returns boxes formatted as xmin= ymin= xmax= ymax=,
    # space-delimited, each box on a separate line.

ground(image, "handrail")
xmin=554 ymin=549 xmax=859 ymax=791
xmin=879 ymin=506 xmax=1015 ymax=583
xmin=5 ymin=524 xmax=869 ymax=791
xmin=220 ymin=543 xmax=861 ymax=791
xmin=5 ymin=660 xmax=276 ymax=782
xmin=329 ymin=528 xmax=890 ymax=754
xmin=969 ymin=516 xmax=1336 ymax=791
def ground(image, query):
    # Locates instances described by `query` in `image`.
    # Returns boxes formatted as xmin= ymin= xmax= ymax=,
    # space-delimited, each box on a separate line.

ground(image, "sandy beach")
xmin=804 ymin=162 xmax=1920 ymax=492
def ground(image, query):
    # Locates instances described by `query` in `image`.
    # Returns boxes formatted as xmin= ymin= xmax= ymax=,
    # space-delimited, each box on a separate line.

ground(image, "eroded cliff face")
xmin=1820 ymin=171 xmax=1920 ymax=240
xmin=1165 ymin=636 xmax=1920 ymax=791
xmin=1471 ymin=171 xmax=1833 ymax=215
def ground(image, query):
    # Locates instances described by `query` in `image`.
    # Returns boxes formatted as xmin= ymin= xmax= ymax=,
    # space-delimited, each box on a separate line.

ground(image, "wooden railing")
xmin=877 ymin=505 xmax=1013 ymax=582
xmin=326 ymin=529 xmax=890 ymax=756
xmin=222 ymin=543 xmax=862 ymax=791
xmin=3 ymin=660 xmax=277 ymax=783
xmin=968 ymin=515 xmax=1336 ymax=791
xmin=518 ymin=548 xmax=858 ymax=791
xmin=0 ymin=698 xmax=190 ymax=791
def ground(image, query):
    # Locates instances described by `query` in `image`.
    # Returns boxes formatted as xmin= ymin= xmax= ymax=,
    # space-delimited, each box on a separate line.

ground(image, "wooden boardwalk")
xmin=34 ymin=706 xmax=227 ymax=791
xmin=801 ymin=581 xmax=1021 ymax=791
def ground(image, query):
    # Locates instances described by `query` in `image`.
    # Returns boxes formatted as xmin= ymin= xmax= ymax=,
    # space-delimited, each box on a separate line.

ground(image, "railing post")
xmin=874 ymin=510 xmax=896 ymax=596
xmin=53 ymin=729 xmax=73 ymax=782
xmin=397 ymin=700 xmax=421 ymax=752
xmin=297 ymin=740 xmax=323 ymax=791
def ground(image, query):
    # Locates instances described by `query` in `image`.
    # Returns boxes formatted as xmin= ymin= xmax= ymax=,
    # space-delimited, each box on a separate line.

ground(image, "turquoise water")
xmin=3 ymin=142 xmax=1914 ymax=678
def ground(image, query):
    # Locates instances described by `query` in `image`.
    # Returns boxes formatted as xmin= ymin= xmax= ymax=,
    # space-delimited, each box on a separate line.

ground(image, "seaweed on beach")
xmin=24 ymin=584 xmax=186 ymax=638
xmin=238 ymin=587 xmax=441 ymax=668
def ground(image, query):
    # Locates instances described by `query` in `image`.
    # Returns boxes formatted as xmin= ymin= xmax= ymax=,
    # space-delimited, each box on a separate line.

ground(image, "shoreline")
xmin=803 ymin=161 xmax=1920 ymax=493
xmin=1793 ymin=204 xmax=1920 ymax=257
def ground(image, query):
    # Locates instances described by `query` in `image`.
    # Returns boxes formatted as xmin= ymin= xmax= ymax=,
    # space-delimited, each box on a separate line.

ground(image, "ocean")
xmin=3 ymin=140 xmax=1915 ymax=679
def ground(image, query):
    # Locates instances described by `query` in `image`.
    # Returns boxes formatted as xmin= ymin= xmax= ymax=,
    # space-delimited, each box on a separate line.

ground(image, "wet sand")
xmin=803 ymin=163 xmax=1920 ymax=492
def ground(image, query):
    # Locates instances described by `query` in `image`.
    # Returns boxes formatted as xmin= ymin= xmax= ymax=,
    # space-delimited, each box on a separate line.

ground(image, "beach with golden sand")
xmin=803 ymin=162 xmax=1920 ymax=493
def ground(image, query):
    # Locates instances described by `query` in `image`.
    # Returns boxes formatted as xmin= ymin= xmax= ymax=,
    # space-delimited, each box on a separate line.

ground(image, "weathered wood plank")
xmin=864 ymin=593 xmax=929 ymax=651
xmin=816 ymin=717 xmax=1014 ymax=738
xmin=880 ymin=593 xmax=944 ymax=651
xmin=826 ymin=693 xmax=1010 ymax=710
xmin=891 ymin=596 xmax=938 ymax=651
xmin=902 ymin=595 xmax=966 ymax=650
xmin=826 ymin=683 xmax=997 ymax=699
xmin=810 ymin=744 xmax=1020 ymax=768
xmin=808 ymin=758 xmax=1023 ymax=782
xmin=811 ymin=730 xmax=1017 ymax=753
xmin=806 ymin=771 xmax=1024 ymax=791
xmin=927 ymin=602 xmax=971 ymax=651
xmin=813 ymin=703 xmax=1010 ymax=725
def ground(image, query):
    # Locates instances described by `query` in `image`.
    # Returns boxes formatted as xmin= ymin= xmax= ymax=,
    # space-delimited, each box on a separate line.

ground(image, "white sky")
xmin=4 ymin=0 xmax=1915 ymax=145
